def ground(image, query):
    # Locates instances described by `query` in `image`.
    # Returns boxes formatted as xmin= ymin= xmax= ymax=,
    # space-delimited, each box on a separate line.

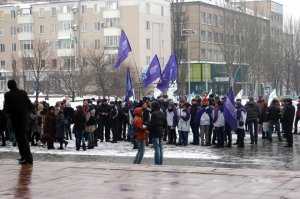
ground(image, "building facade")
xmin=0 ymin=0 xmax=171 ymax=93
xmin=172 ymin=0 xmax=282 ymax=95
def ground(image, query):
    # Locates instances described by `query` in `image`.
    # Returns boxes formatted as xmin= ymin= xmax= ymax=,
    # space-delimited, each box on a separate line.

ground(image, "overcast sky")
xmin=282 ymin=0 xmax=300 ymax=19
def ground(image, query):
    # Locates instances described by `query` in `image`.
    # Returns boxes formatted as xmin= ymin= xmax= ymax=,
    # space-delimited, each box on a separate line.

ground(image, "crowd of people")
xmin=0 ymin=80 xmax=299 ymax=165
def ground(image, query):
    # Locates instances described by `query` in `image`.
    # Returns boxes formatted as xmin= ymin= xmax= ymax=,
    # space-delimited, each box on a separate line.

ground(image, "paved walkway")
xmin=0 ymin=160 xmax=300 ymax=199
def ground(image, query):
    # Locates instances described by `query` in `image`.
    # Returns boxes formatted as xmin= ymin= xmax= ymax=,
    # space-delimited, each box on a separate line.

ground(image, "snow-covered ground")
xmin=0 ymin=140 xmax=221 ymax=160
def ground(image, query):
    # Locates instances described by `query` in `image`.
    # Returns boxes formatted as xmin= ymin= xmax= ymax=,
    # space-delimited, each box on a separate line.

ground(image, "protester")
xmin=133 ymin=107 xmax=147 ymax=164
xmin=198 ymin=98 xmax=213 ymax=146
xmin=245 ymin=97 xmax=260 ymax=144
xmin=213 ymin=100 xmax=225 ymax=148
xmin=294 ymin=97 xmax=300 ymax=135
xmin=74 ymin=106 xmax=86 ymax=151
xmin=190 ymin=99 xmax=200 ymax=145
xmin=44 ymin=106 xmax=56 ymax=150
xmin=4 ymin=80 xmax=33 ymax=165
xmin=236 ymin=99 xmax=247 ymax=148
xmin=282 ymin=98 xmax=295 ymax=147
xmin=149 ymin=101 xmax=167 ymax=165
xmin=166 ymin=102 xmax=178 ymax=145
xmin=267 ymin=99 xmax=281 ymax=142
xmin=177 ymin=102 xmax=190 ymax=146
xmin=86 ymin=109 xmax=97 ymax=149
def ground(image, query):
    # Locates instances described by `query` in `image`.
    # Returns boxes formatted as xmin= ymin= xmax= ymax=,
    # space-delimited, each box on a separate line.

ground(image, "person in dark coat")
xmin=267 ymin=99 xmax=281 ymax=142
xmin=245 ymin=97 xmax=260 ymax=144
xmin=44 ymin=107 xmax=56 ymax=149
xmin=190 ymin=99 xmax=200 ymax=145
xmin=149 ymin=101 xmax=167 ymax=165
xmin=74 ymin=106 xmax=86 ymax=151
xmin=56 ymin=111 xmax=68 ymax=149
xmin=0 ymin=110 xmax=7 ymax=146
xmin=3 ymin=80 xmax=33 ymax=164
xmin=110 ymin=101 xmax=119 ymax=143
xmin=63 ymin=103 xmax=74 ymax=140
xmin=282 ymin=98 xmax=295 ymax=147
xmin=96 ymin=99 xmax=111 ymax=142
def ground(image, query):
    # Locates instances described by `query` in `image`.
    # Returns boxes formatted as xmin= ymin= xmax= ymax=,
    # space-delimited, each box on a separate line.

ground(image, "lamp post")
xmin=181 ymin=28 xmax=195 ymax=96
xmin=70 ymin=6 xmax=78 ymax=102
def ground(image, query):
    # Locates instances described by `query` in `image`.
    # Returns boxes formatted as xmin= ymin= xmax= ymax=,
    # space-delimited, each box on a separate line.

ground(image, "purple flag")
xmin=224 ymin=88 xmax=237 ymax=130
xmin=114 ymin=30 xmax=132 ymax=69
xmin=157 ymin=55 xmax=178 ymax=92
xmin=125 ymin=68 xmax=134 ymax=101
xmin=143 ymin=55 xmax=161 ymax=88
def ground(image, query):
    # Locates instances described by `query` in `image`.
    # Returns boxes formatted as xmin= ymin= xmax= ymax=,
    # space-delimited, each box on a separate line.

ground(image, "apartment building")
xmin=172 ymin=0 xmax=276 ymax=95
xmin=0 ymin=0 xmax=171 ymax=93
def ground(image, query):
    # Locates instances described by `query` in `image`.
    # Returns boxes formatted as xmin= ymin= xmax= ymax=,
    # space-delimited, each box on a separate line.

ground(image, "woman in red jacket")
xmin=133 ymin=107 xmax=147 ymax=164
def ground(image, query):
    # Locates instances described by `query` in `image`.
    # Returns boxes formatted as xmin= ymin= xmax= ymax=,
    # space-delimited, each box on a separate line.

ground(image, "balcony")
xmin=103 ymin=27 xmax=121 ymax=36
xmin=18 ymin=32 xmax=34 ymax=40
xmin=17 ymin=15 xmax=33 ymax=24
xmin=57 ymin=49 xmax=75 ymax=57
xmin=103 ymin=10 xmax=120 ymax=19
xmin=57 ymin=13 xmax=73 ymax=21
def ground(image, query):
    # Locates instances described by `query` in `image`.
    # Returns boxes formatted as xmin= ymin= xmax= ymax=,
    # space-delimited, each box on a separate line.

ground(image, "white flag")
xmin=268 ymin=89 xmax=277 ymax=106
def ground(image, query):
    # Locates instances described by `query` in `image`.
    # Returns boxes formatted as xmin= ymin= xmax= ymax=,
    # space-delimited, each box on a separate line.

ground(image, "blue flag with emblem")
xmin=143 ymin=55 xmax=161 ymax=88
xmin=157 ymin=54 xmax=178 ymax=92
xmin=114 ymin=30 xmax=132 ymax=69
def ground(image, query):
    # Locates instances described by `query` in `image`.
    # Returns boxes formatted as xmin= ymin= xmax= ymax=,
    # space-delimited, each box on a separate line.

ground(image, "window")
xmin=12 ymin=59 xmax=16 ymax=69
xmin=208 ymin=32 xmax=212 ymax=42
xmin=18 ymin=23 xmax=33 ymax=33
xmin=94 ymin=22 xmax=101 ymax=32
xmin=146 ymin=21 xmax=150 ymax=30
xmin=219 ymin=16 xmax=224 ymax=27
xmin=0 ymin=60 xmax=5 ymax=69
xmin=20 ymin=40 xmax=33 ymax=50
xmin=146 ymin=56 xmax=151 ymax=65
xmin=146 ymin=38 xmax=150 ymax=49
xmin=201 ymin=48 xmax=206 ymax=59
xmin=208 ymin=14 xmax=212 ymax=25
xmin=50 ymin=24 xmax=57 ymax=33
xmin=208 ymin=49 xmax=213 ymax=59
xmin=40 ymin=25 xmax=45 ymax=33
xmin=201 ymin=31 xmax=206 ymax=42
xmin=11 ymin=26 xmax=16 ymax=36
xmin=51 ymin=7 xmax=56 ymax=16
xmin=104 ymin=36 xmax=119 ymax=47
xmin=81 ymin=23 xmax=87 ymax=32
xmin=95 ymin=39 xmax=101 ymax=49
xmin=219 ymin=33 xmax=224 ymax=43
xmin=214 ymin=32 xmax=219 ymax=43
xmin=106 ymin=0 xmax=118 ymax=9
xmin=94 ymin=4 xmax=99 ymax=12
xmin=12 ymin=43 xmax=16 ymax=51
xmin=58 ymin=21 xmax=71 ymax=32
xmin=81 ymin=5 xmax=87 ymax=14
xmin=201 ymin=12 xmax=206 ymax=24
xmin=56 ymin=39 xmax=74 ymax=49
xmin=213 ymin=15 xmax=218 ymax=26
xmin=11 ymin=10 xmax=16 ymax=19
xmin=0 ymin=28 xmax=3 ymax=37
xmin=161 ymin=6 xmax=164 ymax=16
xmin=105 ymin=18 xmax=119 ymax=27
xmin=0 ymin=44 xmax=5 ymax=52
xmin=39 ymin=8 xmax=45 ymax=17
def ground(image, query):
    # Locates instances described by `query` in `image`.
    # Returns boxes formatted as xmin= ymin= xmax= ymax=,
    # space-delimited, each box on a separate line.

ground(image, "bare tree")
xmin=22 ymin=40 xmax=51 ymax=102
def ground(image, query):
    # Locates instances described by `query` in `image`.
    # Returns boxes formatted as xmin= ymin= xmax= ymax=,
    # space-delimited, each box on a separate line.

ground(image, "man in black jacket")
xmin=149 ymin=101 xmax=167 ymax=165
xmin=245 ymin=97 xmax=260 ymax=144
xmin=4 ymin=80 xmax=33 ymax=165
xmin=282 ymin=98 xmax=295 ymax=147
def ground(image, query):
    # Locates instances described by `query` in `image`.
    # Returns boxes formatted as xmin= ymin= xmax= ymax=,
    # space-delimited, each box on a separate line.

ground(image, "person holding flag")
xmin=223 ymin=88 xmax=237 ymax=147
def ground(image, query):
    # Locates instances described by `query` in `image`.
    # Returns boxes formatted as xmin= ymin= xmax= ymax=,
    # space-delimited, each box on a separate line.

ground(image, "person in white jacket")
xmin=213 ymin=100 xmax=225 ymax=147
xmin=177 ymin=103 xmax=191 ymax=146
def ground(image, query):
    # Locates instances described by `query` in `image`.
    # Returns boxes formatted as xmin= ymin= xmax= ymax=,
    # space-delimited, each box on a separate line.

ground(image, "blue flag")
xmin=143 ymin=55 xmax=161 ymax=88
xmin=224 ymin=88 xmax=237 ymax=130
xmin=114 ymin=30 xmax=132 ymax=69
xmin=125 ymin=68 xmax=134 ymax=101
xmin=157 ymin=54 xmax=178 ymax=92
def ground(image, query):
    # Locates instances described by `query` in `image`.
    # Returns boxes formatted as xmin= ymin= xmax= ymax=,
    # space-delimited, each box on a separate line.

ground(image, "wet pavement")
xmin=1 ymin=135 xmax=300 ymax=170
xmin=0 ymin=160 xmax=300 ymax=199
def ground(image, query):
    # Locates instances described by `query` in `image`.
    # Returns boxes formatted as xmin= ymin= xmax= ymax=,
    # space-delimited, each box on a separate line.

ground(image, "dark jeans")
xmin=133 ymin=140 xmax=145 ymax=164
xmin=111 ymin=120 xmax=118 ymax=142
xmin=167 ymin=126 xmax=177 ymax=145
xmin=153 ymin=138 xmax=163 ymax=165
xmin=64 ymin=120 xmax=72 ymax=140
xmin=98 ymin=121 xmax=111 ymax=142
xmin=75 ymin=128 xmax=86 ymax=151
xmin=179 ymin=131 xmax=188 ymax=146
xmin=285 ymin=131 xmax=293 ymax=147
xmin=122 ymin=121 xmax=127 ymax=140
xmin=87 ymin=132 xmax=95 ymax=148
xmin=13 ymin=119 xmax=33 ymax=163
xmin=215 ymin=127 xmax=225 ymax=147
xmin=294 ymin=116 xmax=300 ymax=134
xmin=236 ymin=128 xmax=245 ymax=147
xmin=268 ymin=120 xmax=281 ymax=141
xmin=191 ymin=125 xmax=199 ymax=145
xmin=224 ymin=124 xmax=232 ymax=146
xmin=0 ymin=130 xmax=6 ymax=146
xmin=248 ymin=120 xmax=258 ymax=144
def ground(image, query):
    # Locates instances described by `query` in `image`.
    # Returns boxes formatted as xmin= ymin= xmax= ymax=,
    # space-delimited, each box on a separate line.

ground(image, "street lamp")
xmin=181 ymin=28 xmax=195 ymax=96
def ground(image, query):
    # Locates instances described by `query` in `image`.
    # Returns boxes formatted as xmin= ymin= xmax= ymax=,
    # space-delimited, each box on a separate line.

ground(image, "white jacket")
xmin=177 ymin=108 xmax=190 ymax=132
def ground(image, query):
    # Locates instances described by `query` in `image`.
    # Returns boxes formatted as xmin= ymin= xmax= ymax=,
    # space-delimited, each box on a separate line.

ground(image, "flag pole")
xmin=129 ymin=52 xmax=143 ymax=100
